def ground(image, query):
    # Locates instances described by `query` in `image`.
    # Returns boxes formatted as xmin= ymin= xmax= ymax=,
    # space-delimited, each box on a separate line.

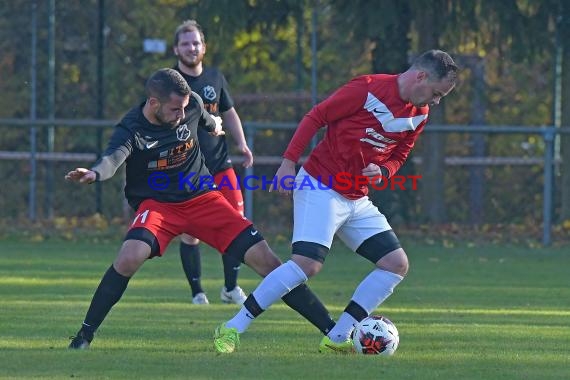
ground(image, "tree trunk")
xmin=415 ymin=2 xmax=447 ymax=223
xmin=367 ymin=1 xmax=413 ymax=225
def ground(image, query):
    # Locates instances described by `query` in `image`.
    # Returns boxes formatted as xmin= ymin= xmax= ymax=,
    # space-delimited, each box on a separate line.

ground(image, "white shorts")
xmin=292 ymin=167 xmax=392 ymax=251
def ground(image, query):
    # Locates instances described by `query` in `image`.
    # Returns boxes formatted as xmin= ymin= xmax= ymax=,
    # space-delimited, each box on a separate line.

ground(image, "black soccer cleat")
xmin=68 ymin=330 xmax=93 ymax=350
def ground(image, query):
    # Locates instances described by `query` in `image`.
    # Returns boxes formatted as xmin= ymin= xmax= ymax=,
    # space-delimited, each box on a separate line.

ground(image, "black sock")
xmin=344 ymin=300 xmax=368 ymax=323
xmin=221 ymin=254 xmax=240 ymax=291
xmin=180 ymin=242 xmax=203 ymax=296
xmin=80 ymin=265 xmax=130 ymax=338
xmin=243 ymin=295 xmax=264 ymax=317
xmin=281 ymin=283 xmax=336 ymax=335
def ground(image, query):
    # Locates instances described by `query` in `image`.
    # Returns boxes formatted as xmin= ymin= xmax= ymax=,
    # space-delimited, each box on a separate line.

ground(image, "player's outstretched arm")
xmin=269 ymin=158 xmax=296 ymax=195
xmin=64 ymin=168 xmax=97 ymax=184
xmin=236 ymin=143 xmax=253 ymax=168
xmin=222 ymin=108 xmax=253 ymax=168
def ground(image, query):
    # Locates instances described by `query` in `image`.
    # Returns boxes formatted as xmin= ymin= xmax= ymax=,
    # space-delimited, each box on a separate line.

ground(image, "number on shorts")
xmin=132 ymin=209 xmax=150 ymax=225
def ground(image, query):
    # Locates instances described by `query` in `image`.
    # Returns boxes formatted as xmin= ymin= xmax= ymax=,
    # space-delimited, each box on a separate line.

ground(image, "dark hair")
xmin=145 ymin=68 xmax=191 ymax=102
xmin=411 ymin=49 xmax=458 ymax=83
xmin=174 ymin=19 xmax=205 ymax=46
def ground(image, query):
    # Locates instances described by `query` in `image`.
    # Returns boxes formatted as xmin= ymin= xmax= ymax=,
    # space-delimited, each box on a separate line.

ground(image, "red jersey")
xmin=283 ymin=74 xmax=429 ymax=200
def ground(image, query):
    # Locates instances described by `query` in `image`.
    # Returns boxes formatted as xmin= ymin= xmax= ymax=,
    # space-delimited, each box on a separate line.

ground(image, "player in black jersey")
xmin=66 ymin=68 xmax=335 ymax=350
xmin=173 ymin=20 xmax=252 ymax=305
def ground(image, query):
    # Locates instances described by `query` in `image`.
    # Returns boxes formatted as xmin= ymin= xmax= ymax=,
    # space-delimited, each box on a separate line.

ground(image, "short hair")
xmin=174 ymin=19 xmax=205 ymax=46
xmin=411 ymin=50 xmax=458 ymax=83
xmin=145 ymin=68 xmax=191 ymax=102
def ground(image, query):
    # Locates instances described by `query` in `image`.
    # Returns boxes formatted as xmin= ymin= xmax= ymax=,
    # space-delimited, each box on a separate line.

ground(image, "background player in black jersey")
xmin=173 ymin=20 xmax=252 ymax=305
xmin=65 ymin=68 xmax=335 ymax=350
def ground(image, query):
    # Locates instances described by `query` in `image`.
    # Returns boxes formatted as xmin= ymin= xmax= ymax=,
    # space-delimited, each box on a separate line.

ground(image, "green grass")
xmin=0 ymin=238 xmax=569 ymax=379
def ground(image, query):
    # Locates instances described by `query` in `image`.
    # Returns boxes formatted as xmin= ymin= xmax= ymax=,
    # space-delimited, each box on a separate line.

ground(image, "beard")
xmin=155 ymin=107 xmax=180 ymax=128
xmin=178 ymin=51 xmax=204 ymax=69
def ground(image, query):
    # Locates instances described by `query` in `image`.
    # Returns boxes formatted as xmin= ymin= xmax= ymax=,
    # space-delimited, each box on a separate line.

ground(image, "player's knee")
xmin=114 ymin=240 xmax=151 ymax=276
xmin=114 ymin=254 xmax=144 ymax=275
xmin=302 ymin=264 xmax=321 ymax=278
xmin=291 ymin=254 xmax=322 ymax=277
xmin=356 ymin=230 xmax=406 ymax=275
xmin=243 ymin=240 xmax=282 ymax=276
xmin=291 ymin=241 xmax=329 ymax=274
xmin=114 ymin=259 xmax=137 ymax=277
xmin=377 ymin=248 xmax=409 ymax=277
xmin=291 ymin=241 xmax=328 ymax=277
xmin=225 ymin=225 xmax=265 ymax=264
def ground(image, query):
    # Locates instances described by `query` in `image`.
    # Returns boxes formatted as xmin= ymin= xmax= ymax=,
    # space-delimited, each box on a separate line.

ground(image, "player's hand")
xmin=209 ymin=116 xmax=225 ymax=136
xmin=65 ymin=168 xmax=96 ymax=184
xmin=239 ymin=144 xmax=253 ymax=168
xmin=269 ymin=159 xmax=296 ymax=195
xmin=362 ymin=163 xmax=385 ymax=185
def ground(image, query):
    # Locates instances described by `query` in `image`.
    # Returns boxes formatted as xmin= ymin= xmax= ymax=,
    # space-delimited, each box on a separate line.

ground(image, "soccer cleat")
xmin=213 ymin=323 xmax=240 ymax=354
xmin=220 ymin=286 xmax=247 ymax=305
xmin=68 ymin=330 xmax=93 ymax=350
xmin=192 ymin=292 xmax=210 ymax=305
xmin=318 ymin=336 xmax=355 ymax=354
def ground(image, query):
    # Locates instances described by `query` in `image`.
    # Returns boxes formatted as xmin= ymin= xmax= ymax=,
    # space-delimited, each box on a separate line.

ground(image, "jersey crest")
xmin=176 ymin=123 xmax=191 ymax=141
xmin=202 ymin=85 xmax=217 ymax=101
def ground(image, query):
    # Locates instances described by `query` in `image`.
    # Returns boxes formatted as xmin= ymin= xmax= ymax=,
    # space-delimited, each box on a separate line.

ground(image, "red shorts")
xmin=128 ymin=191 xmax=252 ymax=256
xmin=214 ymin=167 xmax=244 ymax=216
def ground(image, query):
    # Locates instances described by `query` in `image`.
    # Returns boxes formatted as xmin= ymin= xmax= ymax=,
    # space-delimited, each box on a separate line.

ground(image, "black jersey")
xmin=175 ymin=66 xmax=234 ymax=174
xmin=91 ymin=92 xmax=218 ymax=210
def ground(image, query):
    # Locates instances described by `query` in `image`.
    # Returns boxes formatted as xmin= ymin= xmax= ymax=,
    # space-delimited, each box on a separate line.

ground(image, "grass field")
xmin=0 ymin=237 xmax=569 ymax=379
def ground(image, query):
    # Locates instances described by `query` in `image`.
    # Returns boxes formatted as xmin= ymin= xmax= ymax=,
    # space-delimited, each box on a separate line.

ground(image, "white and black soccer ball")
xmin=352 ymin=315 xmax=399 ymax=356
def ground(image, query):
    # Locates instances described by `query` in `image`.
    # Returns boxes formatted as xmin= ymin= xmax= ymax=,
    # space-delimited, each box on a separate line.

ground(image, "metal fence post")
xmin=29 ymin=0 xmax=38 ymax=222
xmin=45 ymin=0 xmax=56 ymax=220
xmin=542 ymin=127 xmax=555 ymax=246
xmin=95 ymin=0 xmax=106 ymax=214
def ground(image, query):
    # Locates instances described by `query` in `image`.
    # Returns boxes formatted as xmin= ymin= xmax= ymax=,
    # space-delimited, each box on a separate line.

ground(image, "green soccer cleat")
xmin=318 ymin=336 xmax=355 ymax=354
xmin=214 ymin=323 xmax=240 ymax=354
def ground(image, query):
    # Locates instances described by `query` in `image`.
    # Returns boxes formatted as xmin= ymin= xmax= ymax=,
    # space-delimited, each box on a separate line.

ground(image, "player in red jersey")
xmin=173 ymin=20 xmax=252 ymax=306
xmin=214 ymin=50 xmax=458 ymax=354
xmin=65 ymin=68 xmax=335 ymax=350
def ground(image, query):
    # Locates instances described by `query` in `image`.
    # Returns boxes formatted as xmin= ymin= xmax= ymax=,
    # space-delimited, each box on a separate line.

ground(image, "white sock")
xmin=226 ymin=260 xmax=307 ymax=333
xmin=328 ymin=313 xmax=358 ymax=343
xmin=328 ymin=269 xmax=403 ymax=342
xmin=226 ymin=307 xmax=257 ymax=333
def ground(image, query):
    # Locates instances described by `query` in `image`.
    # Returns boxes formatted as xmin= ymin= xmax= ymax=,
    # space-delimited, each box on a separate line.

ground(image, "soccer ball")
xmin=352 ymin=315 xmax=399 ymax=355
